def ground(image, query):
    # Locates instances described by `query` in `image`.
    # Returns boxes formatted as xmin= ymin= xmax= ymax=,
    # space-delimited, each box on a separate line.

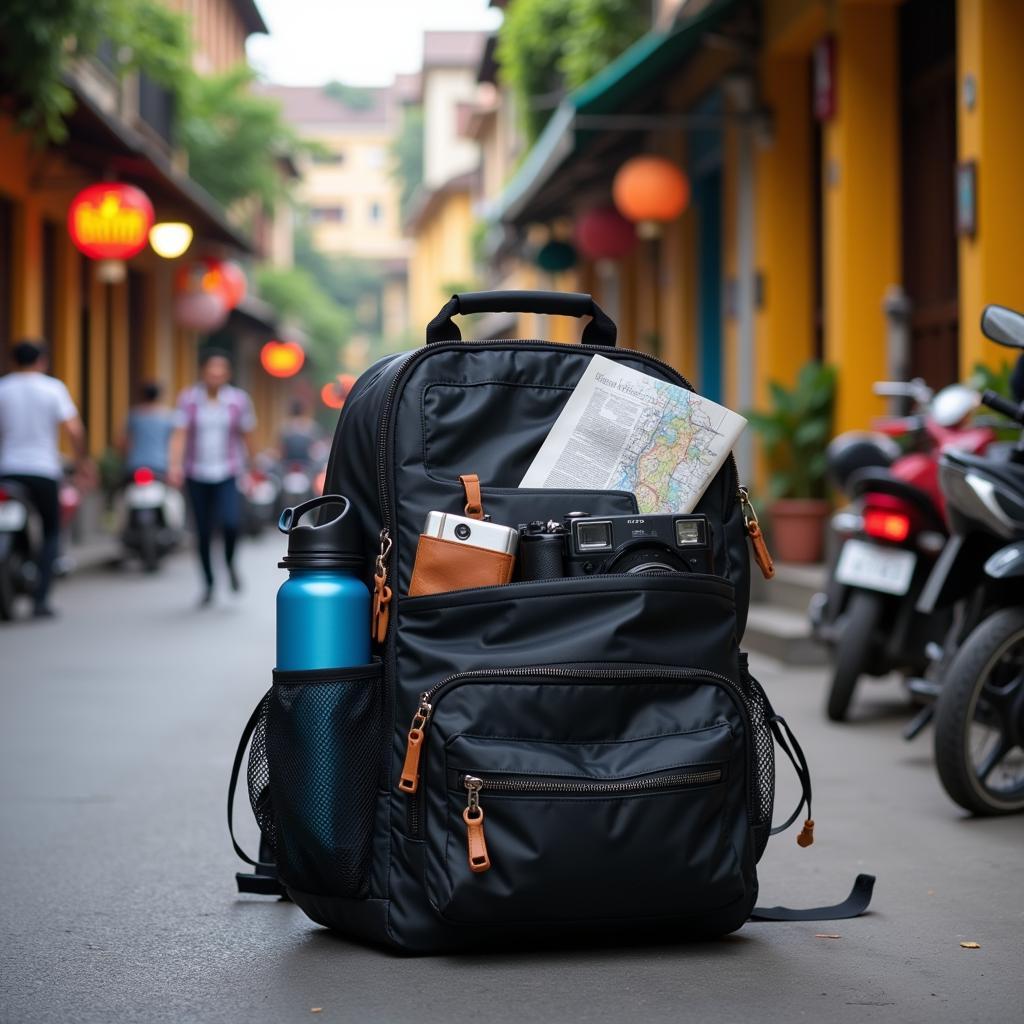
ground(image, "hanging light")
xmin=574 ymin=208 xmax=638 ymax=262
xmin=260 ymin=340 xmax=305 ymax=378
xmin=148 ymin=222 xmax=194 ymax=259
xmin=612 ymin=156 xmax=690 ymax=238
xmin=68 ymin=183 xmax=154 ymax=260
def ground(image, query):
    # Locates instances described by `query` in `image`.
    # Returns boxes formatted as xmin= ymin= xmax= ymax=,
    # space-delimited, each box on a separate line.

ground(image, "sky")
xmin=247 ymin=0 xmax=503 ymax=87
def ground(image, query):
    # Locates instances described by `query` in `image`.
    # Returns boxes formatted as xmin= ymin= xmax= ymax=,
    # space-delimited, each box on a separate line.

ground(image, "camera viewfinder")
xmin=575 ymin=520 xmax=613 ymax=551
xmin=674 ymin=518 xmax=706 ymax=547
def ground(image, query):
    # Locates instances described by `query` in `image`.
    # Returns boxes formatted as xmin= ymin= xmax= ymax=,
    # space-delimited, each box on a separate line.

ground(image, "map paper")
xmin=520 ymin=355 xmax=746 ymax=513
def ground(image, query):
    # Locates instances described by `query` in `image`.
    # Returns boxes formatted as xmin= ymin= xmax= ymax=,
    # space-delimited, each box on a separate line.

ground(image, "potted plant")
xmin=746 ymin=362 xmax=837 ymax=564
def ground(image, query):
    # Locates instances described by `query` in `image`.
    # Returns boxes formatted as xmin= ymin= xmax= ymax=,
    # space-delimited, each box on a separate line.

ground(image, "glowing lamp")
xmin=68 ymin=183 xmax=154 ymax=260
xmin=260 ymin=340 xmax=305 ymax=378
xmin=149 ymin=222 xmax=193 ymax=259
xmin=612 ymin=156 xmax=690 ymax=238
xmin=173 ymin=290 xmax=229 ymax=333
xmin=321 ymin=381 xmax=346 ymax=410
xmin=574 ymin=208 xmax=637 ymax=262
xmin=216 ymin=261 xmax=247 ymax=309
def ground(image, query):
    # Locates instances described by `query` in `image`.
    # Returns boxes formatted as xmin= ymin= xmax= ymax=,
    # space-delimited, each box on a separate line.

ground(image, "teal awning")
xmin=497 ymin=0 xmax=737 ymax=224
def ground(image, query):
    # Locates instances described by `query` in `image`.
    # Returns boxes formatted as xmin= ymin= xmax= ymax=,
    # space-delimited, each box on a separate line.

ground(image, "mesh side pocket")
xmin=263 ymin=662 xmax=383 ymax=898
xmin=738 ymin=657 xmax=775 ymax=860
xmin=246 ymin=691 xmax=275 ymax=851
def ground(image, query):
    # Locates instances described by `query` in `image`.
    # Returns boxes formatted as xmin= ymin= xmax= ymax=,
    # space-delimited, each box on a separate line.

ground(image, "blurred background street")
xmin=1 ymin=541 xmax=1021 ymax=1024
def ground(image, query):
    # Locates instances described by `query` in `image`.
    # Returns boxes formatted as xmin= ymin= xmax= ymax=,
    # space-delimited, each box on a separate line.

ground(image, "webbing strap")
xmin=750 ymin=874 xmax=876 ymax=922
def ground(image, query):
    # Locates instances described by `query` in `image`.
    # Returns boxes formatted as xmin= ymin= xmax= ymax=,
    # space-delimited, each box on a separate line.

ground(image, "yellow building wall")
xmin=823 ymin=0 xmax=900 ymax=434
xmin=956 ymin=0 xmax=1024 ymax=375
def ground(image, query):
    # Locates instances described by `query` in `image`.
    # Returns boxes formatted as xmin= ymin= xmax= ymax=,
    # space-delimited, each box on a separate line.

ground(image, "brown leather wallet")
xmin=408 ymin=534 xmax=515 ymax=597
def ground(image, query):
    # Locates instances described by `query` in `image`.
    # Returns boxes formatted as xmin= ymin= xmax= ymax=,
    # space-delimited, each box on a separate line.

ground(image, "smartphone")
xmin=423 ymin=511 xmax=519 ymax=555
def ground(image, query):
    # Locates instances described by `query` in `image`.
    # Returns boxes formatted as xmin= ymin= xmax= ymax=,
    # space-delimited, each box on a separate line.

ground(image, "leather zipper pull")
xmin=372 ymin=529 xmax=392 ymax=644
xmin=463 ymin=776 xmax=491 ymax=873
xmin=739 ymin=487 xmax=775 ymax=580
xmin=797 ymin=818 xmax=815 ymax=848
xmin=459 ymin=473 xmax=484 ymax=520
xmin=397 ymin=696 xmax=432 ymax=794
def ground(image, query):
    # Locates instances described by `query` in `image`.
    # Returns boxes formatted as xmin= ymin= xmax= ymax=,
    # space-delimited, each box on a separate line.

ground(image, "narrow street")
xmin=1 ymin=537 xmax=1021 ymax=1024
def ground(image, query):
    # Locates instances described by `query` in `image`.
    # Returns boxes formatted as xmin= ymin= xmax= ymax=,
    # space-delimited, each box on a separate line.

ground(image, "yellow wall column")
xmin=53 ymin=237 xmax=82 ymax=406
xmin=755 ymin=54 xmax=815 ymax=404
xmin=823 ymin=1 xmax=900 ymax=434
xmin=957 ymin=0 xmax=1024 ymax=374
xmin=12 ymin=198 xmax=42 ymax=337
xmin=720 ymin=117 xmax=739 ymax=411
xmin=110 ymin=279 xmax=130 ymax=445
xmin=87 ymin=269 xmax=109 ymax=456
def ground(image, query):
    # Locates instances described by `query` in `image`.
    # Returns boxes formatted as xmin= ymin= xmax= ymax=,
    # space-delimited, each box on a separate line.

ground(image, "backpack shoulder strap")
xmin=750 ymin=874 xmax=876 ymax=922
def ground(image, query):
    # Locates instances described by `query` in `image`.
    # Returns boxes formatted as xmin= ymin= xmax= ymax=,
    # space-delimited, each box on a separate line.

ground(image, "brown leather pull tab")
xmin=463 ymin=807 xmax=491 ymax=873
xmin=372 ymin=574 xmax=392 ymax=645
xmin=797 ymin=818 xmax=815 ymax=848
xmin=398 ymin=727 xmax=424 ymax=794
xmin=459 ymin=473 xmax=484 ymax=520
xmin=748 ymin=520 xmax=776 ymax=580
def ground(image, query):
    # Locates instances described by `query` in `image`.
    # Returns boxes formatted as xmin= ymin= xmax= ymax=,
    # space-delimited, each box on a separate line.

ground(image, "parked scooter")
xmin=812 ymin=380 xmax=996 ymax=721
xmin=0 ymin=479 xmax=43 ymax=620
xmin=118 ymin=467 xmax=184 ymax=572
xmin=914 ymin=305 xmax=1024 ymax=814
xmin=239 ymin=454 xmax=281 ymax=537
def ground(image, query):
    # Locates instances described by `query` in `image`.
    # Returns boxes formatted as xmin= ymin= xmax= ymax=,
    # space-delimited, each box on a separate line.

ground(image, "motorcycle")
xmin=916 ymin=305 xmax=1024 ymax=814
xmin=0 ymin=479 xmax=43 ymax=620
xmin=119 ymin=467 xmax=184 ymax=572
xmin=812 ymin=380 xmax=996 ymax=721
xmin=238 ymin=457 xmax=281 ymax=538
xmin=279 ymin=461 xmax=316 ymax=511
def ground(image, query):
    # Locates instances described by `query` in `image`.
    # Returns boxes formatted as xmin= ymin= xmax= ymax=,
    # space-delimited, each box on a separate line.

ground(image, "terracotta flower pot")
xmin=769 ymin=498 xmax=830 ymax=564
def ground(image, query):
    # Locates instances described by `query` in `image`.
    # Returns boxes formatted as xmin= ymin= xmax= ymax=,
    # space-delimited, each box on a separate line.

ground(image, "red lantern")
xmin=216 ymin=261 xmax=247 ymax=309
xmin=260 ymin=340 xmax=305 ymax=378
xmin=173 ymin=290 xmax=229 ymax=333
xmin=612 ymin=156 xmax=690 ymax=237
xmin=574 ymin=208 xmax=637 ymax=262
xmin=320 ymin=374 xmax=357 ymax=410
xmin=174 ymin=258 xmax=246 ymax=310
xmin=68 ymin=183 xmax=154 ymax=260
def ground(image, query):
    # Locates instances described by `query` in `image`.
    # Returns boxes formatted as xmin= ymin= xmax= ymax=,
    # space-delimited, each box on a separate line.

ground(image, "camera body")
xmin=519 ymin=512 xmax=713 ymax=580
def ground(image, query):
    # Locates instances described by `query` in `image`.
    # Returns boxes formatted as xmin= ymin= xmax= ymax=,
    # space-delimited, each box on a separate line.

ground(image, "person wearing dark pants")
xmin=169 ymin=350 xmax=256 ymax=606
xmin=0 ymin=340 xmax=90 ymax=618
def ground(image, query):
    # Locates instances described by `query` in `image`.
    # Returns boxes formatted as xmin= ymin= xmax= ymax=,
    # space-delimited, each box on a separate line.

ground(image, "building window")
xmin=368 ymin=201 xmax=383 ymax=223
xmin=311 ymin=206 xmax=346 ymax=223
xmin=312 ymin=148 xmax=345 ymax=165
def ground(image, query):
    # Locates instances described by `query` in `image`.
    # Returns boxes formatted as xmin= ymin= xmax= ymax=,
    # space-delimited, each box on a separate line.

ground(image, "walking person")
xmin=0 ymin=340 xmax=89 ymax=618
xmin=120 ymin=381 xmax=176 ymax=477
xmin=168 ymin=350 xmax=256 ymax=606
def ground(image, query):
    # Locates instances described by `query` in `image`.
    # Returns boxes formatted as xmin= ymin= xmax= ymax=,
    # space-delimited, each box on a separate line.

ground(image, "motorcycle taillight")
xmin=863 ymin=508 xmax=911 ymax=543
xmin=133 ymin=467 xmax=155 ymax=486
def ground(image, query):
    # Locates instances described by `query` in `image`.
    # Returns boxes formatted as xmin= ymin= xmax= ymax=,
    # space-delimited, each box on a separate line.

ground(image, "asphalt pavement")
xmin=1 ymin=533 xmax=1022 ymax=1024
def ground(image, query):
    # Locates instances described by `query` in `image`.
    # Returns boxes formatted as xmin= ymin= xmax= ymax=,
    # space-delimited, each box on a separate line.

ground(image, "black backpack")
xmin=229 ymin=291 xmax=874 ymax=952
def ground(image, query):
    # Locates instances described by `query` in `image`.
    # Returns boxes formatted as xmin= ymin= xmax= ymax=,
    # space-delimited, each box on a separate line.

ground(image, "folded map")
xmin=520 ymin=354 xmax=746 ymax=513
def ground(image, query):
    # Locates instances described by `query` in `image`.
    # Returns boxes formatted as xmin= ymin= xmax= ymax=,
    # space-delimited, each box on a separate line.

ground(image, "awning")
xmin=497 ymin=0 xmax=738 ymax=225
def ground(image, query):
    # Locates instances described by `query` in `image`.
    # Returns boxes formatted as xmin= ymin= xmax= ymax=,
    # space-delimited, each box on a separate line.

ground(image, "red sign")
xmin=261 ymin=340 xmax=305 ymax=379
xmin=68 ymin=184 xmax=154 ymax=260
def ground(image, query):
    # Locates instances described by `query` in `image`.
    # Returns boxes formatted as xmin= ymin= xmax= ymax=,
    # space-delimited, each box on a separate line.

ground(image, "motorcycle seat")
xmin=943 ymin=450 xmax=1024 ymax=501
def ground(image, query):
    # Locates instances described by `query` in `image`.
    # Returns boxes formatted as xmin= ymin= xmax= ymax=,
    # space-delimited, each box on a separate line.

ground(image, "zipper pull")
xmin=462 ymin=775 xmax=491 ymax=873
xmin=372 ymin=529 xmax=393 ymax=644
xmin=797 ymin=818 xmax=815 ymax=848
xmin=397 ymin=695 xmax=432 ymax=794
xmin=739 ymin=487 xmax=775 ymax=580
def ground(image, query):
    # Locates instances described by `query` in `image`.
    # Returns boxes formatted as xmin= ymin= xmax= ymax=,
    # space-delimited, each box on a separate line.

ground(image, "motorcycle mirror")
xmin=981 ymin=305 xmax=1024 ymax=349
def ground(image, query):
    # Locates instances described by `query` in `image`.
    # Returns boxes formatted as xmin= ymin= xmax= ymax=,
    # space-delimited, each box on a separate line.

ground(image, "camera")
xmin=518 ymin=512 xmax=713 ymax=580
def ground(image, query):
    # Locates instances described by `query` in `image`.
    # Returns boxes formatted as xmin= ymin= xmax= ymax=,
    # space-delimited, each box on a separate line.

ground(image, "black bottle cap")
xmin=278 ymin=494 xmax=364 ymax=571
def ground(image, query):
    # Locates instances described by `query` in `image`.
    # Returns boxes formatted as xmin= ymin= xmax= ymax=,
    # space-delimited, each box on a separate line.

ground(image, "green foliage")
xmin=497 ymin=0 xmax=648 ymax=141
xmin=746 ymin=362 xmax=837 ymax=501
xmin=390 ymin=105 xmax=424 ymax=221
xmin=178 ymin=66 xmax=303 ymax=208
xmin=0 ymin=0 xmax=191 ymax=141
xmin=255 ymin=265 xmax=353 ymax=375
xmin=323 ymin=81 xmax=375 ymax=110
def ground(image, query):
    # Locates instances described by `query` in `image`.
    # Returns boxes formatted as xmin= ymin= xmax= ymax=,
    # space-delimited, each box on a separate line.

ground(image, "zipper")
xmin=372 ymin=340 xmax=742 ymax=641
xmin=400 ymin=664 xmax=750 ymax=837
xmin=458 ymin=767 xmax=723 ymax=875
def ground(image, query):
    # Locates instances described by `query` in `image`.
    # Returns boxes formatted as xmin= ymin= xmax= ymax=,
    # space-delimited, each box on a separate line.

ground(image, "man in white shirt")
xmin=168 ymin=350 xmax=256 ymax=606
xmin=0 ymin=341 xmax=89 ymax=617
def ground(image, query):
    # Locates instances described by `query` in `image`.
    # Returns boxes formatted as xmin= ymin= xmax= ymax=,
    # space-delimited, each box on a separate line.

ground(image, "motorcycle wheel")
xmin=826 ymin=591 xmax=882 ymax=722
xmin=0 ymin=555 xmax=16 ymax=620
xmin=933 ymin=607 xmax=1024 ymax=815
xmin=139 ymin=525 xmax=160 ymax=573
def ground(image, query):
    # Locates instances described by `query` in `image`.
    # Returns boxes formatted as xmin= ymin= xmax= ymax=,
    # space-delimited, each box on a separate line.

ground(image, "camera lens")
xmin=454 ymin=523 xmax=472 ymax=540
xmin=604 ymin=543 xmax=689 ymax=575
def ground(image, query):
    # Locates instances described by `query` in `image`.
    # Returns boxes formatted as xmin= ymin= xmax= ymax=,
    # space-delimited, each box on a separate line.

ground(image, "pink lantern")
xmin=574 ymin=207 xmax=637 ymax=262
xmin=174 ymin=290 xmax=229 ymax=332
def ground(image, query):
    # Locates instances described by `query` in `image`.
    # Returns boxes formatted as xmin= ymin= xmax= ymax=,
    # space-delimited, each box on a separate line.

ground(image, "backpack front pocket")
xmin=408 ymin=665 xmax=753 ymax=926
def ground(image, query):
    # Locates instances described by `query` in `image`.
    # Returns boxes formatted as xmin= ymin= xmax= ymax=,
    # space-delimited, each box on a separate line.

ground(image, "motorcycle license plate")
xmin=126 ymin=483 xmax=165 ymax=509
xmin=835 ymin=539 xmax=916 ymax=595
xmin=0 ymin=501 xmax=27 ymax=531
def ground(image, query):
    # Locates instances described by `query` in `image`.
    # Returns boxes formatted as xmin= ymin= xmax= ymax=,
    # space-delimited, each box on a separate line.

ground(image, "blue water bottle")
xmin=276 ymin=495 xmax=370 ymax=670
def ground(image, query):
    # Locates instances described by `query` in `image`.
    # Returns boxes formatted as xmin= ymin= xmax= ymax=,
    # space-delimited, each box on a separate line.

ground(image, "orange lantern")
xmin=260 ymin=340 xmax=305 ymax=378
xmin=612 ymin=156 xmax=690 ymax=238
xmin=68 ymin=183 xmax=154 ymax=260
xmin=320 ymin=374 xmax=357 ymax=410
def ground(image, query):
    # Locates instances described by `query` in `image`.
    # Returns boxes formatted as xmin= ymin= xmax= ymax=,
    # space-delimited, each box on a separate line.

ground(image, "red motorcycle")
xmin=812 ymin=381 xmax=997 ymax=721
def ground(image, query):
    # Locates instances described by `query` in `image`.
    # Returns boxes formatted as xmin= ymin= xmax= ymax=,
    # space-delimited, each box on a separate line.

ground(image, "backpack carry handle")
xmin=426 ymin=290 xmax=617 ymax=347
